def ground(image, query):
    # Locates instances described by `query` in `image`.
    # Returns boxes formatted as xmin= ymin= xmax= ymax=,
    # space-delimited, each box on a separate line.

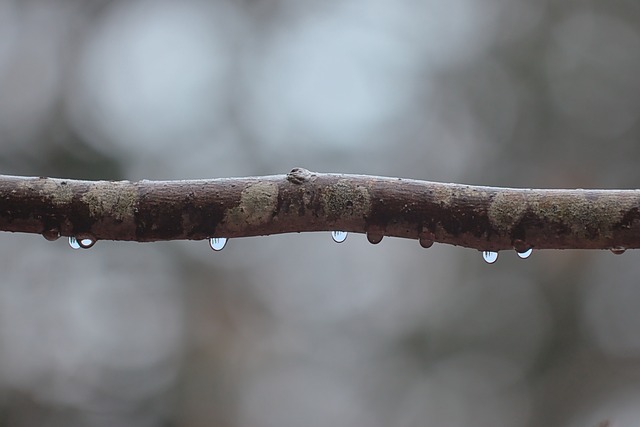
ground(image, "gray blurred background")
xmin=1 ymin=0 xmax=640 ymax=426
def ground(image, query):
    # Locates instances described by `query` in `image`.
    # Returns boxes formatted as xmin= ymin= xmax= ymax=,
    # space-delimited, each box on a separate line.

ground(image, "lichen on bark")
xmin=1 ymin=169 xmax=640 ymax=251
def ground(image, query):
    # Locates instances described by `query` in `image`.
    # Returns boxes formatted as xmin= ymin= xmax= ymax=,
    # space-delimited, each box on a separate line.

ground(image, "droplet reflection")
xmin=78 ymin=237 xmax=96 ymax=249
xmin=69 ymin=236 xmax=81 ymax=250
xmin=209 ymin=237 xmax=228 ymax=251
xmin=516 ymin=248 xmax=533 ymax=259
xmin=331 ymin=231 xmax=348 ymax=243
xmin=69 ymin=235 xmax=96 ymax=249
xmin=482 ymin=251 xmax=498 ymax=264
xmin=610 ymin=247 xmax=626 ymax=255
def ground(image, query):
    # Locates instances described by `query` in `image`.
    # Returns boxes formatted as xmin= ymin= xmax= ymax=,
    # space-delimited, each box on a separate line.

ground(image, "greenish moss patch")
xmin=322 ymin=180 xmax=371 ymax=221
xmin=82 ymin=181 xmax=137 ymax=222
xmin=224 ymin=181 xmax=278 ymax=231
xmin=35 ymin=179 xmax=74 ymax=206
xmin=488 ymin=191 xmax=527 ymax=232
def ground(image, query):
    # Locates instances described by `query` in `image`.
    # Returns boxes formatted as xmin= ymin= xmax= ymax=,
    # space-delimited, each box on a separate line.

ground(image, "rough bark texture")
xmin=1 ymin=167 xmax=640 ymax=251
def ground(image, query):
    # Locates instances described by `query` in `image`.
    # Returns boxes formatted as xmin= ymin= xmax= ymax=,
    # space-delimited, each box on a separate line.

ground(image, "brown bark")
xmin=1 ymin=167 xmax=639 ymax=251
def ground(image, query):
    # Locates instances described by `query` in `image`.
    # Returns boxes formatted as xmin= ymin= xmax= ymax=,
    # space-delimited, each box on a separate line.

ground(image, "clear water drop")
xmin=69 ymin=236 xmax=81 ymax=250
xmin=69 ymin=235 xmax=95 ymax=249
xmin=42 ymin=228 xmax=60 ymax=241
xmin=78 ymin=237 xmax=96 ymax=249
xmin=419 ymin=238 xmax=434 ymax=248
xmin=482 ymin=251 xmax=498 ymax=264
xmin=331 ymin=231 xmax=348 ymax=243
xmin=419 ymin=226 xmax=435 ymax=248
xmin=512 ymin=239 xmax=529 ymax=254
xmin=610 ymin=247 xmax=626 ymax=255
xmin=209 ymin=237 xmax=228 ymax=251
xmin=516 ymin=248 xmax=533 ymax=259
xmin=366 ymin=233 xmax=383 ymax=244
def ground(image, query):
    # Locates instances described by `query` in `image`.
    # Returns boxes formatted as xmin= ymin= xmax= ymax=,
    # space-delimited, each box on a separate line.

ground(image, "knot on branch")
xmin=287 ymin=167 xmax=313 ymax=185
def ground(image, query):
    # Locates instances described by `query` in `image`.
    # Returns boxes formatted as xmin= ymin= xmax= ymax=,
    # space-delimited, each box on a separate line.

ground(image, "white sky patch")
xmin=245 ymin=7 xmax=419 ymax=149
xmin=69 ymin=0 xmax=240 ymax=176
xmin=245 ymin=0 xmax=501 ymax=150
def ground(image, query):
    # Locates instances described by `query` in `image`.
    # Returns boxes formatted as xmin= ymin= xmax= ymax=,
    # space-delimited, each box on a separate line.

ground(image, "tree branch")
xmin=1 ymin=167 xmax=639 ymax=251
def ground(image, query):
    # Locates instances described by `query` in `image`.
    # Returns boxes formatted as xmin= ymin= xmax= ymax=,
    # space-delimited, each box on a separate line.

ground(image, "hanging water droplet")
xmin=69 ymin=236 xmax=81 ymax=250
xmin=209 ymin=237 xmax=228 ymax=251
xmin=419 ymin=226 xmax=435 ymax=248
xmin=512 ymin=239 xmax=529 ymax=254
xmin=78 ymin=237 xmax=96 ymax=249
xmin=69 ymin=235 xmax=96 ymax=249
xmin=419 ymin=237 xmax=434 ymax=248
xmin=331 ymin=231 xmax=348 ymax=243
xmin=516 ymin=248 xmax=533 ymax=259
xmin=610 ymin=247 xmax=626 ymax=255
xmin=42 ymin=228 xmax=60 ymax=241
xmin=482 ymin=251 xmax=498 ymax=264
xmin=366 ymin=232 xmax=383 ymax=244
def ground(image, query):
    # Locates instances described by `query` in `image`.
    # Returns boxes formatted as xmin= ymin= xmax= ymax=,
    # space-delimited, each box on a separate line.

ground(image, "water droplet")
xmin=419 ymin=237 xmax=434 ymax=248
xmin=366 ymin=233 xmax=383 ymax=244
xmin=69 ymin=236 xmax=81 ymax=250
xmin=331 ymin=231 xmax=348 ymax=243
xmin=69 ymin=235 xmax=96 ymax=249
xmin=512 ymin=239 xmax=529 ymax=253
xmin=419 ymin=226 xmax=435 ymax=248
xmin=610 ymin=247 xmax=626 ymax=255
xmin=516 ymin=248 xmax=533 ymax=259
xmin=209 ymin=237 xmax=228 ymax=251
xmin=78 ymin=237 xmax=96 ymax=249
xmin=482 ymin=251 xmax=498 ymax=264
xmin=42 ymin=228 xmax=60 ymax=241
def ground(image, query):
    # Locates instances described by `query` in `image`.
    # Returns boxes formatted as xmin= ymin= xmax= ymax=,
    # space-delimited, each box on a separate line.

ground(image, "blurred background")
xmin=0 ymin=0 xmax=640 ymax=425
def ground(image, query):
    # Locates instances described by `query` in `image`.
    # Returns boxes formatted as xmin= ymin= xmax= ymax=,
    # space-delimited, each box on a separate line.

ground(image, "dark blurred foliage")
xmin=1 ymin=0 xmax=640 ymax=426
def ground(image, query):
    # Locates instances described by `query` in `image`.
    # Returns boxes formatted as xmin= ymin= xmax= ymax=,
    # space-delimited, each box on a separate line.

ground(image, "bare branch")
xmin=1 ymin=167 xmax=639 ymax=251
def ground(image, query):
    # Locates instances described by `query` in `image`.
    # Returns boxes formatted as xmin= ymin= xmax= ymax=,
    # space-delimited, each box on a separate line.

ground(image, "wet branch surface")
xmin=1 ymin=167 xmax=640 ymax=251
